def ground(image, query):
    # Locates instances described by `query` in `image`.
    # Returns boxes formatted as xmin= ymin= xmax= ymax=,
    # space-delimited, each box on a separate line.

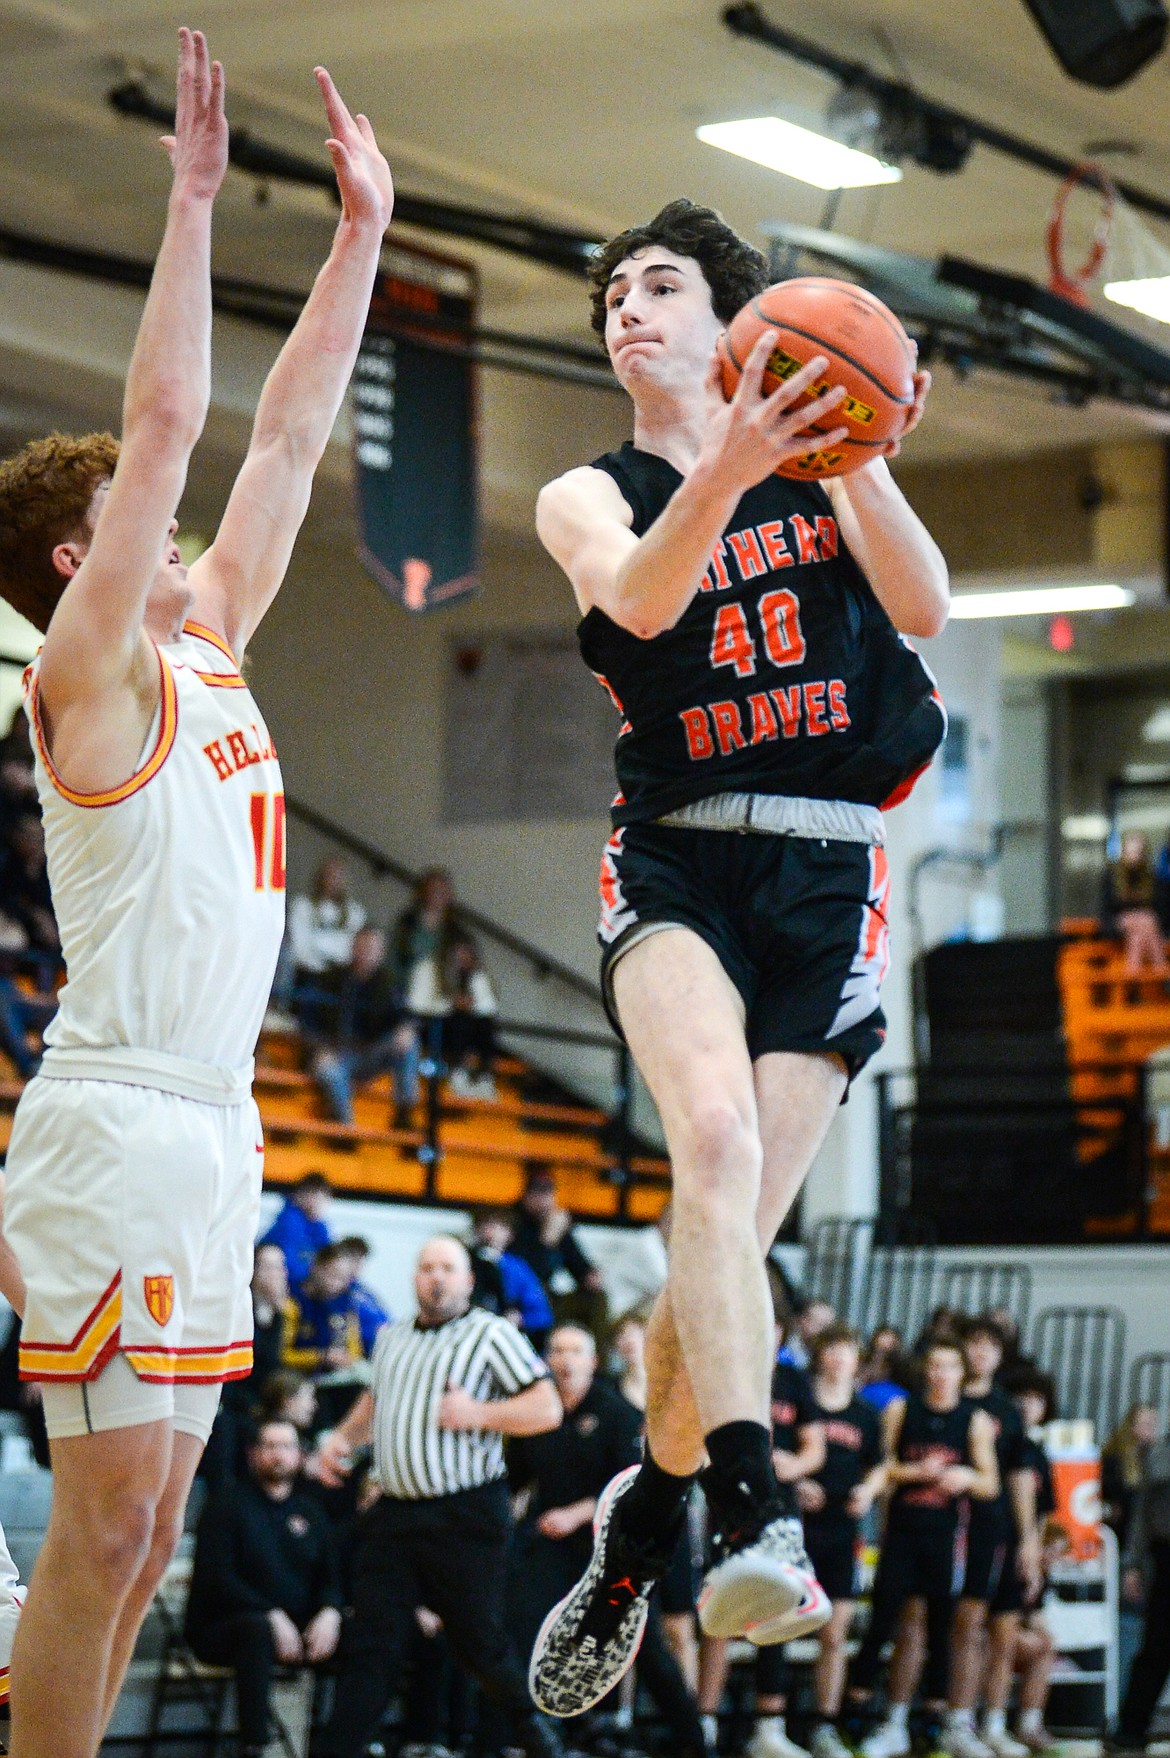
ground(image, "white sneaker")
xmin=699 ymin=1512 xmax=830 ymax=1643
xmin=984 ymin=1732 xmax=1030 ymax=1758
xmin=939 ymin=1726 xmax=996 ymax=1758
xmin=811 ymin=1726 xmax=855 ymax=1758
xmin=860 ymin=1721 xmax=911 ymax=1758
xmin=745 ymin=1723 xmax=812 ymax=1758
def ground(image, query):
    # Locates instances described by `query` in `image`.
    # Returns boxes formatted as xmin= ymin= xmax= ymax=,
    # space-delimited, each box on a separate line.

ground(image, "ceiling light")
xmin=1143 ymin=706 xmax=1170 ymax=742
xmin=949 ymin=583 xmax=1135 ymax=619
xmin=696 ymin=118 xmax=903 ymax=191
xmin=1062 ymin=814 xmax=1110 ymax=841
xmin=1104 ymin=276 xmax=1170 ymax=324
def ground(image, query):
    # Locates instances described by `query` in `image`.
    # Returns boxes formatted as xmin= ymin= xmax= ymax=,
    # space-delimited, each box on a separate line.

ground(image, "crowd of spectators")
xmin=0 ymin=706 xmax=62 ymax=1078
xmin=277 ymin=860 xmax=501 ymax=1127
xmin=174 ymin=1175 xmax=1168 ymax=1758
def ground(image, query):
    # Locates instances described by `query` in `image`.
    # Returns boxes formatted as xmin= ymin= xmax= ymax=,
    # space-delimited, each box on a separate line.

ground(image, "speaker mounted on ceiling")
xmin=1020 ymin=0 xmax=1168 ymax=88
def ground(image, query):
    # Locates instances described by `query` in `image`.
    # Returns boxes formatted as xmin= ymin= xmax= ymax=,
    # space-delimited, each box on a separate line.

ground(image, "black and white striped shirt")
xmin=370 ymin=1306 xmax=547 ymax=1499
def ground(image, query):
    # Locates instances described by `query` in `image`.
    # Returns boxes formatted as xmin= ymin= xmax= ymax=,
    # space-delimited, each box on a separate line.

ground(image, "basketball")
xmin=715 ymin=277 xmax=918 ymax=481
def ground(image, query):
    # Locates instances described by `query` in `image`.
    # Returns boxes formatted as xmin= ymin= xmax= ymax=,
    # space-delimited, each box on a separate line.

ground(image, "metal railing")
xmin=1129 ymin=1350 xmax=1170 ymax=1431
xmin=1032 ymin=1305 xmax=1127 ymax=1436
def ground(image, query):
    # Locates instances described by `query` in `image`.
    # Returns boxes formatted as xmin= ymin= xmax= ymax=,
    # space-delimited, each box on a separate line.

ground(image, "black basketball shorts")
xmin=597 ymin=821 xmax=889 ymax=1076
xmin=805 ymin=1513 xmax=861 ymax=1601
xmin=962 ymin=1514 xmax=1009 ymax=1603
xmin=988 ymin=1539 xmax=1026 ymax=1615
xmin=877 ymin=1516 xmax=967 ymax=1603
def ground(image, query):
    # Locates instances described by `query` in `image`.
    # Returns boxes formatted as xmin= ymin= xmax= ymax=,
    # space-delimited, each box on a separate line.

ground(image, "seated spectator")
xmin=281 ymin=1243 xmax=368 ymax=1378
xmin=287 ymin=856 xmax=367 ymax=991
xmin=304 ymin=925 xmax=420 ymax=1129
xmin=1104 ymin=831 xmax=1168 ymax=974
xmin=185 ymin=1419 xmax=344 ymax=1758
xmin=260 ymin=1172 xmax=334 ymax=1292
xmin=254 ymin=1370 xmax=319 ymax=1439
xmin=406 ymin=930 xmax=498 ymax=1099
xmin=334 ymin=1236 xmax=391 ymax=1354
xmin=1102 ymin=1402 xmax=1160 ymax=1553
xmin=611 ymin=1307 xmax=650 ymax=1412
xmin=391 ymin=866 xmax=456 ymax=990
xmin=511 ymin=1168 xmax=604 ymax=1312
xmin=250 ymin=1243 xmax=296 ymax=1395
xmin=468 ymin=1208 xmax=555 ymax=1345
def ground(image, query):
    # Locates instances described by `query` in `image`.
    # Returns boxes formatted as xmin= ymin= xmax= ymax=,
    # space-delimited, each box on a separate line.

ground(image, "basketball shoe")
xmin=529 ymin=1465 xmax=676 ymax=1718
xmin=699 ymin=1496 xmax=830 ymax=1644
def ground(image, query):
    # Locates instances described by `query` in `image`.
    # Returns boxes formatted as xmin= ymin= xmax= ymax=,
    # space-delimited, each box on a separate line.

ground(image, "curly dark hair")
xmin=588 ymin=198 xmax=769 ymax=345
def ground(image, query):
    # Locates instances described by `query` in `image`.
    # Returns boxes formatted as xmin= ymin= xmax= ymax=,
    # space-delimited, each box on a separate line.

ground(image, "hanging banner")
xmin=353 ymin=242 xmax=479 ymax=613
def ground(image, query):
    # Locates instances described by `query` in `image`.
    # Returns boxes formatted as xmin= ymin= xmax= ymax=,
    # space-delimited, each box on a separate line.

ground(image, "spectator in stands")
xmin=250 ymin=1243 xmax=296 ymax=1395
xmin=185 ymin=1419 xmax=344 ymax=1758
xmin=1103 ymin=1403 xmax=1160 ymax=1555
xmin=986 ymin=1308 xmax=1029 ymax=1376
xmin=282 ymin=1242 xmax=368 ymax=1378
xmin=511 ymin=1169 xmax=605 ymax=1328
xmin=287 ymin=856 xmax=367 ymax=988
xmin=787 ymin=1298 xmax=837 ymax=1368
xmin=254 ymin=1370 xmax=319 ymax=1438
xmin=468 ymin=1208 xmax=555 ymax=1344
xmin=0 ymin=707 xmax=36 ymax=840
xmin=407 ymin=929 xmax=499 ymax=1099
xmin=0 ymin=811 xmax=58 ymax=974
xmin=1110 ymin=1417 xmax=1170 ymax=1756
xmin=391 ymin=866 xmax=457 ymax=989
xmin=612 ymin=1308 xmax=650 ymax=1413
xmin=261 ymin=1172 xmax=334 ymax=1291
xmin=334 ymin=1236 xmax=390 ymax=1354
xmin=306 ymin=925 xmax=421 ymax=1129
xmin=1104 ymin=832 xmax=1169 ymax=974
xmin=858 ymin=1325 xmax=911 ymax=1412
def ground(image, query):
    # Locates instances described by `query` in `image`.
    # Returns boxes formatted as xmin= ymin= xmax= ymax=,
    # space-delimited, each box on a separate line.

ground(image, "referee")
xmin=311 ymin=1235 xmax=565 ymax=1758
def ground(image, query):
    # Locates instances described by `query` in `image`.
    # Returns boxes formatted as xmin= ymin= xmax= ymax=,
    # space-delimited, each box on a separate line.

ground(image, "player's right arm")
xmin=536 ymin=339 xmax=847 ymax=638
xmin=36 ymin=29 xmax=227 ymax=789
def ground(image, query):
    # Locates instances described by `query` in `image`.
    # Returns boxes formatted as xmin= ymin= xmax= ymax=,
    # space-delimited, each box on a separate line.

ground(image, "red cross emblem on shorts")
xmin=144 ymin=1275 xmax=175 ymax=1328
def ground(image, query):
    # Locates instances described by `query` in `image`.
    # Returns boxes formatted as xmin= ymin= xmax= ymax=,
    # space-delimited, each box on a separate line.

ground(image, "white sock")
xmin=888 ymin=1704 xmax=910 ymax=1732
xmin=985 ymin=1710 xmax=1007 ymax=1738
xmin=702 ymin=1713 xmax=719 ymax=1746
xmin=613 ymin=1704 xmax=634 ymax=1730
xmin=947 ymin=1709 xmax=975 ymax=1731
xmin=1018 ymin=1710 xmax=1043 ymax=1736
xmin=758 ymin=1715 xmax=786 ymax=1733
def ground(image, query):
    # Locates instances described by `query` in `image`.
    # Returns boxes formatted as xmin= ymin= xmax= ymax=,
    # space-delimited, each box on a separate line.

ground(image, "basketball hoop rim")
xmin=1047 ymin=160 xmax=1117 ymax=307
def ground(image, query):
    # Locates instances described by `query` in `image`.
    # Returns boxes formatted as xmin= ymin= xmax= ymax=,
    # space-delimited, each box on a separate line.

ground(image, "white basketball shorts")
xmin=4 ymin=1054 xmax=263 ymax=1440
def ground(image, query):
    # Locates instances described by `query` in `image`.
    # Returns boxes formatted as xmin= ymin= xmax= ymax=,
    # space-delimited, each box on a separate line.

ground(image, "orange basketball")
xmin=715 ymin=277 xmax=917 ymax=480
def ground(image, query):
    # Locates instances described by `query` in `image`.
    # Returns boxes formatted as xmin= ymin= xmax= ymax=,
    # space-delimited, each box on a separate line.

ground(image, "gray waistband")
xmin=657 ymin=792 xmax=885 ymax=845
xmin=37 ymin=1045 xmax=254 ymax=1105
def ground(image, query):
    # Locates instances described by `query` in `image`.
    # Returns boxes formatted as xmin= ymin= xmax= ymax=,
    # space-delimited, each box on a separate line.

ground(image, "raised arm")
xmin=189 ymin=69 xmax=394 ymax=657
xmin=38 ymin=29 xmax=226 ymax=784
xmin=536 ymin=342 xmax=848 ymax=639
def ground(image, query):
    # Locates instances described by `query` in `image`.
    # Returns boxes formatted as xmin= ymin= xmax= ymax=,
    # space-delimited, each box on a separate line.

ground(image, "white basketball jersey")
xmin=24 ymin=622 xmax=285 ymax=1069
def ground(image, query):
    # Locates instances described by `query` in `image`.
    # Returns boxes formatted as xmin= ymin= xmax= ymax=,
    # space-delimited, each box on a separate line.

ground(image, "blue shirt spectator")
xmin=261 ymin=1173 xmax=333 ymax=1291
xmin=335 ymin=1237 xmax=391 ymax=1355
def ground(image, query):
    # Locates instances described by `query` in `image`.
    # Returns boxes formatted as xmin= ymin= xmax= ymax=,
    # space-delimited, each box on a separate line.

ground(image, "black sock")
xmin=703 ymin=1419 xmax=778 ymax=1520
xmin=619 ymin=1449 xmax=696 ymax=1548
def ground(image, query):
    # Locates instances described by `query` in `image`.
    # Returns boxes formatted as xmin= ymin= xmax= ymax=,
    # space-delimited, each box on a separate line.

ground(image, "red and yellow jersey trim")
xmin=181 ymin=620 xmax=248 ymax=690
xmin=19 ymin=1271 xmax=122 ymax=1382
xmin=124 ymin=1339 xmax=253 ymax=1385
xmin=28 ymin=646 xmax=178 ymax=810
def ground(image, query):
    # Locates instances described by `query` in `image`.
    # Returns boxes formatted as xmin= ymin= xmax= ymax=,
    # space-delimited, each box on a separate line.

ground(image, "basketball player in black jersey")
xmin=802 ymin=1325 xmax=886 ymax=1758
xmin=953 ymin=1320 xmax=1043 ymax=1758
xmin=853 ymin=1338 xmax=998 ymax=1758
xmin=528 ymin=198 xmax=948 ymax=1718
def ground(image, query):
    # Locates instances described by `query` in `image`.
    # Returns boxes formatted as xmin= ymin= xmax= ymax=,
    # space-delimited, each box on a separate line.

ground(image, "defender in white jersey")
xmin=0 ymin=33 xmax=395 ymax=1758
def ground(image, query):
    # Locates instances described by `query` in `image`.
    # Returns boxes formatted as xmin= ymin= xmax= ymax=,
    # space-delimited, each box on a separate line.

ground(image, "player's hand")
xmin=1123 ymin=1566 xmax=1145 ymax=1605
xmin=847 ymin=1482 xmax=875 ymax=1518
xmin=302 ymin=1605 xmax=342 ymax=1662
xmin=1017 ymin=1532 xmax=1043 ymax=1600
xmin=309 ymin=1428 xmax=354 ymax=1488
xmin=701 ymin=334 xmax=849 ymax=494
xmin=881 ymin=345 xmax=930 ymax=459
xmin=438 ymin=1383 xmax=484 ymax=1431
xmin=161 ymin=28 xmax=228 ymax=204
xmin=268 ymin=1607 xmax=305 ymax=1664
xmin=315 ymin=67 xmax=394 ymax=234
xmin=796 ymin=1478 xmax=827 ymax=1513
xmin=772 ymin=1448 xmax=802 ymax=1483
xmin=939 ymin=1464 xmax=975 ymax=1497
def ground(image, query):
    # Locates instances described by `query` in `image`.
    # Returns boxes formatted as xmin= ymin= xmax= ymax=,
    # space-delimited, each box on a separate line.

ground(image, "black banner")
xmin=353 ymin=244 xmax=479 ymax=613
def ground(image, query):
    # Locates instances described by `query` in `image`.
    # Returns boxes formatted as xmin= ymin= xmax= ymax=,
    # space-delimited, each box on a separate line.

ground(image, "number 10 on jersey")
xmin=249 ymin=792 xmax=287 ymax=893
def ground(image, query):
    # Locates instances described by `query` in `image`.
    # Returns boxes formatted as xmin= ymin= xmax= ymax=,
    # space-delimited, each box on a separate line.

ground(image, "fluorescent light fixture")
xmin=949 ymin=583 xmax=1135 ymax=619
xmin=1104 ymin=276 xmax=1170 ymax=325
xmin=1062 ymin=814 xmax=1110 ymax=841
xmin=1143 ymin=706 xmax=1170 ymax=743
xmin=696 ymin=117 xmax=902 ymax=191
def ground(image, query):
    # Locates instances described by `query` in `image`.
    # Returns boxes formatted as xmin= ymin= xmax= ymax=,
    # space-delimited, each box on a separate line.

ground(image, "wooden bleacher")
xmin=1057 ymin=921 xmax=1170 ymax=1235
xmin=0 ymin=1016 xmax=670 ymax=1223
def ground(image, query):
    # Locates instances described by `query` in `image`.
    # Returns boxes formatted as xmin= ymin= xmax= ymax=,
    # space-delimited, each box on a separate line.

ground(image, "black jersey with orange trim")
xmin=578 ymin=443 xmax=947 ymax=829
